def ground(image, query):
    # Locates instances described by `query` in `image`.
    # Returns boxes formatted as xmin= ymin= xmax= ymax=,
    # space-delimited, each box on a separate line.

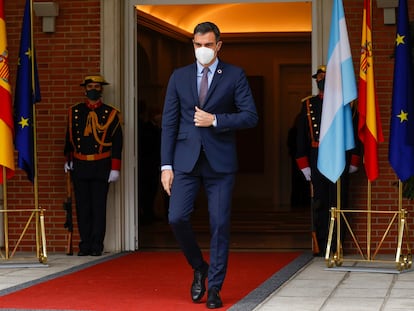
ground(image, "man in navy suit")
xmin=161 ymin=22 xmax=258 ymax=309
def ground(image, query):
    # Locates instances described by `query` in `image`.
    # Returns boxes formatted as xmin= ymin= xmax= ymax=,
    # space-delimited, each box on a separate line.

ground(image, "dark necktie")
xmin=199 ymin=67 xmax=209 ymax=107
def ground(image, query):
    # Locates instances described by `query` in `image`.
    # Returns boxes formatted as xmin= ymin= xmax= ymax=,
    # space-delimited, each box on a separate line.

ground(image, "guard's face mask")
xmin=86 ymin=89 xmax=102 ymax=100
xmin=317 ymin=79 xmax=325 ymax=91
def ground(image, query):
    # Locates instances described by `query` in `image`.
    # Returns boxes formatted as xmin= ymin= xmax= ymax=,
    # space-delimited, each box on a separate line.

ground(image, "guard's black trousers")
xmin=73 ymin=177 xmax=109 ymax=253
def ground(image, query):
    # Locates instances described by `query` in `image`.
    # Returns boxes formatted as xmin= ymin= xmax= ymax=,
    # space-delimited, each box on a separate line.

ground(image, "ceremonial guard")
xmin=295 ymin=65 xmax=360 ymax=255
xmin=64 ymin=75 xmax=123 ymax=256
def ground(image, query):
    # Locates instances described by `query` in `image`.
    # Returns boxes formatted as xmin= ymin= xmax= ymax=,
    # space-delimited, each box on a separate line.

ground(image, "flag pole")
xmin=2 ymin=167 xmax=9 ymax=259
xmin=336 ymin=178 xmax=341 ymax=258
xmin=366 ymin=0 xmax=372 ymax=263
xmin=29 ymin=0 xmax=41 ymax=258
xmin=367 ymin=180 xmax=371 ymax=260
xmin=395 ymin=180 xmax=403 ymax=262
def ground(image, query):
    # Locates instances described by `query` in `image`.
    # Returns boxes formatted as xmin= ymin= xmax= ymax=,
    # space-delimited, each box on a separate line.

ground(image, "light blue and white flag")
xmin=317 ymin=0 xmax=357 ymax=183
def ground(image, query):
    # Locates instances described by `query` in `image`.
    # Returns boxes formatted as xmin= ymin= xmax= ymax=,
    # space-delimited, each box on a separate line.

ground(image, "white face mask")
xmin=195 ymin=47 xmax=215 ymax=65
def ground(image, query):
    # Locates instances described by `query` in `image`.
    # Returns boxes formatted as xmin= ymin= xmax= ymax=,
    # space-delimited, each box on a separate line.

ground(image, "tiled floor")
xmin=253 ymin=255 xmax=414 ymax=311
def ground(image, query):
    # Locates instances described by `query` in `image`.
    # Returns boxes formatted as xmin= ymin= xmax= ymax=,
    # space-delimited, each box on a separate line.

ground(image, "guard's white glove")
xmin=108 ymin=170 xmax=120 ymax=183
xmin=301 ymin=167 xmax=311 ymax=181
xmin=64 ymin=161 xmax=73 ymax=173
xmin=348 ymin=165 xmax=358 ymax=174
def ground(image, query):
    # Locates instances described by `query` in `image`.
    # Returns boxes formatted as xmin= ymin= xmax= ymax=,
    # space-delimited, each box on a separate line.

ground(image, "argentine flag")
xmin=317 ymin=0 xmax=357 ymax=183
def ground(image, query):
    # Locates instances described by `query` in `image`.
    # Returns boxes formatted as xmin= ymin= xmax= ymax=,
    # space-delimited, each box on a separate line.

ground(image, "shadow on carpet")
xmin=0 ymin=251 xmax=313 ymax=311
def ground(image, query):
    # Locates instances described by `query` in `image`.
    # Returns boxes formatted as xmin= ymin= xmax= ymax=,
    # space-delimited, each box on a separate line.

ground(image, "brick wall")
xmin=4 ymin=0 xmax=101 ymax=253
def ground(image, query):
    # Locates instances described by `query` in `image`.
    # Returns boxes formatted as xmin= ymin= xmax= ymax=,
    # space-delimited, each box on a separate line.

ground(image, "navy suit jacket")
xmin=161 ymin=60 xmax=258 ymax=174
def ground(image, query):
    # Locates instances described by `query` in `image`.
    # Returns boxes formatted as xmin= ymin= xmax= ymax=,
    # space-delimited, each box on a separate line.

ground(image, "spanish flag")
xmin=0 ymin=0 xmax=15 ymax=184
xmin=358 ymin=0 xmax=383 ymax=181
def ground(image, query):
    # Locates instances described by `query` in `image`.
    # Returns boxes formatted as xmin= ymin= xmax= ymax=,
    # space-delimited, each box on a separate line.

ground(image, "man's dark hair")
xmin=193 ymin=22 xmax=221 ymax=42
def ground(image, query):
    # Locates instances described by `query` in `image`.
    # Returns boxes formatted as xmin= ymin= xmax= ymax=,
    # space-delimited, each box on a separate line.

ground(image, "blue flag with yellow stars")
xmin=388 ymin=0 xmax=414 ymax=182
xmin=14 ymin=0 xmax=41 ymax=183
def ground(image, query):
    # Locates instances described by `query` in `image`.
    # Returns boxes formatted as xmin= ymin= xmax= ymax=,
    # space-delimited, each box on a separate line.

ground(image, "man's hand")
xmin=348 ymin=165 xmax=358 ymax=174
xmin=64 ymin=161 xmax=73 ymax=173
xmin=108 ymin=170 xmax=120 ymax=183
xmin=161 ymin=169 xmax=174 ymax=196
xmin=301 ymin=167 xmax=311 ymax=181
xmin=194 ymin=106 xmax=215 ymax=127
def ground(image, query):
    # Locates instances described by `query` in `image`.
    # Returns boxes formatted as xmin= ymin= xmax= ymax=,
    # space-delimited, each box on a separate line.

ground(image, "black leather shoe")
xmin=191 ymin=264 xmax=208 ymax=302
xmin=206 ymin=287 xmax=223 ymax=309
xmin=77 ymin=251 xmax=89 ymax=256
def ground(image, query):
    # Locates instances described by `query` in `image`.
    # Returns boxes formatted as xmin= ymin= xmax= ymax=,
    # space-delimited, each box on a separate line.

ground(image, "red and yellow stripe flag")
xmin=358 ymin=0 xmax=384 ymax=181
xmin=0 ymin=0 xmax=15 ymax=184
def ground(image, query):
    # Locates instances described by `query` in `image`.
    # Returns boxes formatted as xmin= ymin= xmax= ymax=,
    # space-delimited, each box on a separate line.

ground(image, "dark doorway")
xmin=137 ymin=12 xmax=312 ymax=251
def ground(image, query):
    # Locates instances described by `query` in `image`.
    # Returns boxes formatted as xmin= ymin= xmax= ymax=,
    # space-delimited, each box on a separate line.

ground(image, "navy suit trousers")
xmin=168 ymin=151 xmax=235 ymax=290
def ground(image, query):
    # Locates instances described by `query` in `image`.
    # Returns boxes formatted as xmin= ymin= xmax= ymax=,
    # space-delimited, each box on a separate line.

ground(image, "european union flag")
xmin=14 ymin=0 xmax=41 ymax=183
xmin=388 ymin=0 xmax=414 ymax=182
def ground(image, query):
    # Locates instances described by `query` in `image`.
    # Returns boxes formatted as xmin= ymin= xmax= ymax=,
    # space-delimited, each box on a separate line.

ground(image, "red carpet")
xmin=0 ymin=251 xmax=300 ymax=310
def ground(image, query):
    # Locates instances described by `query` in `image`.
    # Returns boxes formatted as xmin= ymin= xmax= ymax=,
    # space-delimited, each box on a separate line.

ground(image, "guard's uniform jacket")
xmin=295 ymin=94 xmax=360 ymax=255
xmin=296 ymin=95 xmax=322 ymax=164
xmin=64 ymin=100 xmax=123 ymax=254
xmin=64 ymin=101 xmax=123 ymax=177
